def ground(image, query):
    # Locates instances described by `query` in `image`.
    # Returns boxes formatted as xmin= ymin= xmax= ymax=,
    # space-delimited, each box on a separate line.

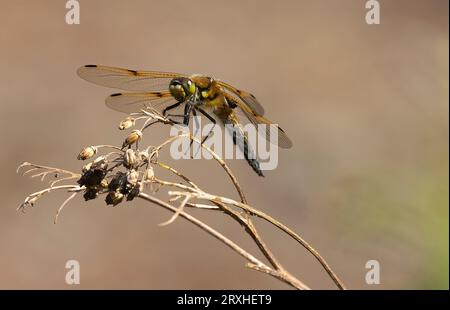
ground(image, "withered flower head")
xmin=122 ymin=130 xmax=142 ymax=148
xmin=77 ymin=146 xmax=97 ymax=160
xmin=119 ymin=117 xmax=135 ymax=130
xmin=77 ymin=168 xmax=107 ymax=188
xmin=108 ymin=172 xmax=128 ymax=194
xmin=124 ymin=149 xmax=138 ymax=168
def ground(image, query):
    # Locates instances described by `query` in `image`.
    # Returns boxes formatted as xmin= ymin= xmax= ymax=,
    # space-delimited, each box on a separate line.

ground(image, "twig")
xmin=138 ymin=192 xmax=310 ymax=290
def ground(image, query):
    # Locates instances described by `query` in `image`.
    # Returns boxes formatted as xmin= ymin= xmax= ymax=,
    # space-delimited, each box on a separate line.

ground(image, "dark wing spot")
xmin=110 ymin=93 xmax=122 ymax=97
xmin=155 ymin=92 xmax=163 ymax=97
xmin=128 ymin=69 xmax=138 ymax=76
xmin=85 ymin=65 xmax=97 ymax=68
xmin=250 ymin=93 xmax=256 ymax=99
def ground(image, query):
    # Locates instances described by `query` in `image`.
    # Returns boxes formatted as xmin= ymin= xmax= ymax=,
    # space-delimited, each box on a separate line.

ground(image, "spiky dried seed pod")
xmin=77 ymin=146 xmax=97 ymax=160
xmin=122 ymin=130 xmax=142 ymax=148
xmin=118 ymin=117 xmax=135 ymax=130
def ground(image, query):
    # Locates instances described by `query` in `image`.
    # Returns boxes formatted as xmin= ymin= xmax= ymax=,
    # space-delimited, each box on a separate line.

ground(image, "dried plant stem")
xmin=150 ymin=131 xmax=346 ymax=290
xmin=18 ymin=108 xmax=346 ymax=290
xmin=137 ymin=192 xmax=310 ymax=290
xmin=212 ymin=200 xmax=283 ymax=271
xmin=148 ymin=130 xmax=346 ymax=290
xmin=243 ymin=204 xmax=347 ymax=290
xmin=169 ymin=189 xmax=346 ymax=290
xmin=187 ymin=134 xmax=247 ymax=204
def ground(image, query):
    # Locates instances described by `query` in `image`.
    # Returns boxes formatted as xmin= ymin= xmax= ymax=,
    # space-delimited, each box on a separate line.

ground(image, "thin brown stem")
xmin=137 ymin=192 xmax=310 ymax=290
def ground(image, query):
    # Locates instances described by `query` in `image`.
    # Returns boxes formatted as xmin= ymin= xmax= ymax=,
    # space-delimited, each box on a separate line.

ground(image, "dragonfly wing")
xmin=105 ymin=91 xmax=179 ymax=114
xmin=225 ymin=94 xmax=293 ymax=149
xmin=218 ymin=81 xmax=266 ymax=116
xmin=77 ymin=65 xmax=185 ymax=92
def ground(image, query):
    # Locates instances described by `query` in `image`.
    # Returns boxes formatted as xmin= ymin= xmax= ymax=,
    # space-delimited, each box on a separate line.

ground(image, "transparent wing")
xmin=225 ymin=94 xmax=293 ymax=149
xmin=77 ymin=65 xmax=186 ymax=92
xmin=218 ymin=80 xmax=266 ymax=116
xmin=105 ymin=91 xmax=180 ymax=114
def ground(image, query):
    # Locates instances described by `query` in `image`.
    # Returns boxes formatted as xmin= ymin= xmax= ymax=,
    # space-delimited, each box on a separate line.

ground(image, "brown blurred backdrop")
xmin=0 ymin=0 xmax=448 ymax=289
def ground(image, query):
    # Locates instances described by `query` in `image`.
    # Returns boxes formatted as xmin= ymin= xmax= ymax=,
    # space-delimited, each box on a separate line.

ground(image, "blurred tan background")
xmin=0 ymin=0 xmax=448 ymax=289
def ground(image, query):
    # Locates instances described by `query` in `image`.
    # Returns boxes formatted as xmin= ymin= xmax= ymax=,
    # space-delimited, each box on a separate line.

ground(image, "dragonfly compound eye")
xmin=169 ymin=78 xmax=187 ymax=101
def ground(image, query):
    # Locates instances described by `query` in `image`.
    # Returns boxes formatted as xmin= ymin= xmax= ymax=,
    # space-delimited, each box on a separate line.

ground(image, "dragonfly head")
xmin=169 ymin=77 xmax=196 ymax=102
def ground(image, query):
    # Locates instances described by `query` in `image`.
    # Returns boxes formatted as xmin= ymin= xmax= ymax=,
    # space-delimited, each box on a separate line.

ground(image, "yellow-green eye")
xmin=188 ymin=81 xmax=196 ymax=94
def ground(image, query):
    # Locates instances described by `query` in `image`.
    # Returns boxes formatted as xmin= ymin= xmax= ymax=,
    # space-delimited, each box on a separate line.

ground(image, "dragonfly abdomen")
xmin=222 ymin=117 xmax=263 ymax=177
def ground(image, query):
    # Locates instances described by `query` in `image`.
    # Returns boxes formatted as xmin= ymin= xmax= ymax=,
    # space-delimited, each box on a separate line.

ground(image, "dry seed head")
xmin=144 ymin=166 xmax=155 ymax=181
xmin=127 ymin=169 xmax=139 ymax=186
xmin=77 ymin=146 xmax=97 ymax=160
xmin=123 ymin=130 xmax=142 ymax=148
xmin=118 ymin=117 xmax=135 ymax=130
xmin=124 ymin=149 xmax=138 ymax=168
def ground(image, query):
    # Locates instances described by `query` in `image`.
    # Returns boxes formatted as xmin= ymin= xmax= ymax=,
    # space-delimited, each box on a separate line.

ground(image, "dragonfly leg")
xmin=187 ymin=109 xmax=201 ymax=158
xmin=167 ymin=101 xmax=194 ymax=125
xmin=191 ymin=108 xmax=200 ymax=146
xmin=163 ymin=101 xmax=186 ymax=124
xmin=162 ymin=101 xmax=182 ymax=116
xmin=196 ymin=107 xmax=217 ymax=145
xmin=183 ymin=101 xmax=193 ymax=126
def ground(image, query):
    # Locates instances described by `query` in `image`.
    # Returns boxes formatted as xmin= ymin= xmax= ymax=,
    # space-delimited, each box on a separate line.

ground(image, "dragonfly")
xmin=77 ymin=65 xmax=292 ymax=176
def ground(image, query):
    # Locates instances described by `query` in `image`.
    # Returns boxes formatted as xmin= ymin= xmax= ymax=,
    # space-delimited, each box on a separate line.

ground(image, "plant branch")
xmin=137 ymin=192 xmax=310 ymax=290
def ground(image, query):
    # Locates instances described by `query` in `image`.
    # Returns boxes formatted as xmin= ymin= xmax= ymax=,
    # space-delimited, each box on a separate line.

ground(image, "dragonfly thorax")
xmin=190 ymin=75 xmax=219 ymax=101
